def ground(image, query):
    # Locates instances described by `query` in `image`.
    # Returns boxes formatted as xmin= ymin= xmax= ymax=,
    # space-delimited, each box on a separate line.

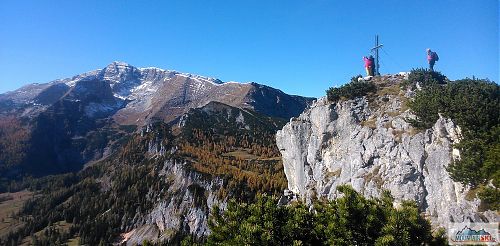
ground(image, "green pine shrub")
xmin=407 ymin=72 xmax=499 ymax=210
xmin=403 ymin=68 xmax=447 ymax=89
xmin=326 ymin=78 xmax=376 ymax=103
xmin=207 ymin=185 xmax=442 ymax=245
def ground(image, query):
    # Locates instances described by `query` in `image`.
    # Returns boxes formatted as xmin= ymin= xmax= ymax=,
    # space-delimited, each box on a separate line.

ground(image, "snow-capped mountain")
xmin=0 ymin=61 xmax=313 ymax=124
xmin=0 ymin=62 xmax=314 ymax=178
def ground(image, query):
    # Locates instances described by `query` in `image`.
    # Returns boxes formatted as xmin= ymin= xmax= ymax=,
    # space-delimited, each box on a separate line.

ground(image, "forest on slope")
xmin=0 ymin=103 xmax=289 ymax=245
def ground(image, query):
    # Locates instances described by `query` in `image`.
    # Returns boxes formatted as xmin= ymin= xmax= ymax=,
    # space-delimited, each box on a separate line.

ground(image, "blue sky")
xmin=0 ymin=1 xmax=498 ymax=98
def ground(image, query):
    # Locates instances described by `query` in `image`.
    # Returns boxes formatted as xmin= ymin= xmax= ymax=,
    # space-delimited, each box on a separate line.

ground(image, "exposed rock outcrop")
xmin=123 ymin=159 xmax=224 ymax=245
xmin=276 ymin=78 xmax=498 ymax=228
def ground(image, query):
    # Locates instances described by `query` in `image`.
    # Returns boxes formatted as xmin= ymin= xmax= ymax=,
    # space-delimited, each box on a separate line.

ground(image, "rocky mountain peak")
xmin=102 ymin=61 xmax=141 ymax=82
xmin=107 ymin=61 xmax=132 ymax=67
xmin=1 ymin=62 xmax=315 ymax=127
xmin=0 ymin=62 xmax=314 ymax=184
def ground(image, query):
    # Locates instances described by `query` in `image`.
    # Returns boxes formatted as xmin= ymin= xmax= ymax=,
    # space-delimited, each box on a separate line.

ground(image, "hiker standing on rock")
xmin=363 ymin=56 xmax=374 ymax=76
xmin=427 ymin=48 xmax=439 ymax=71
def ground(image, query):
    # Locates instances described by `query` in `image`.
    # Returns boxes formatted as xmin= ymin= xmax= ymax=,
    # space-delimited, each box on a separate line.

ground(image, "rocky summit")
xmin=276 ymin=74 xmax=499 ymax=229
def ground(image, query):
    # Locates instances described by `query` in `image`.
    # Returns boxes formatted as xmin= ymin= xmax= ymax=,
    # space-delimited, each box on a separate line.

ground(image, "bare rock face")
xmin=123 ymin=159 xmax=224 ymax=245
xmin=276 ymin=82 xmax=498 ymax=228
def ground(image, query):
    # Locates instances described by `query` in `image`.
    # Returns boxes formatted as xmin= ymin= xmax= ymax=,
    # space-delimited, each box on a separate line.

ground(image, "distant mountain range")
xmin=0 ymin=62 xmax=314 ymax=178
xmin=0 ymin=61 xmax=313 ymax=123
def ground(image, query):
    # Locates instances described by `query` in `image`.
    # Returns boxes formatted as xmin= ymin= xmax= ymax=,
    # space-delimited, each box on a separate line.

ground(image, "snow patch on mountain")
xmin=176 ymin=73 xmax=223 ymax=85
xmin=63 ymin=70 xmax=103 ymax=87
xmin=84 ymin=100 xmax=124 ymax=118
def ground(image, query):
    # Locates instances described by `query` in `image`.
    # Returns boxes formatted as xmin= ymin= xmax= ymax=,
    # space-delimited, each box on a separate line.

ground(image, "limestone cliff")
xmin=122 ymin=158 xmax=225 ymax=245
xmin=276 ymin=75 xmax=498 ymax=228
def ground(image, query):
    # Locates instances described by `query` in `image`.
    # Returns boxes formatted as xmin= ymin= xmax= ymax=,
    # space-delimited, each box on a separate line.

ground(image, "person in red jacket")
xmin=363 ymin=56 xmax=374 ymax=76
xmin=427 ymin=48 xmax=439 ymax=71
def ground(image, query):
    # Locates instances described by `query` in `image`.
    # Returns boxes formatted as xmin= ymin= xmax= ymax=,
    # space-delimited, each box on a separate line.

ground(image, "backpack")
xmin=433 ymin=52 xmax=439 ymax=61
